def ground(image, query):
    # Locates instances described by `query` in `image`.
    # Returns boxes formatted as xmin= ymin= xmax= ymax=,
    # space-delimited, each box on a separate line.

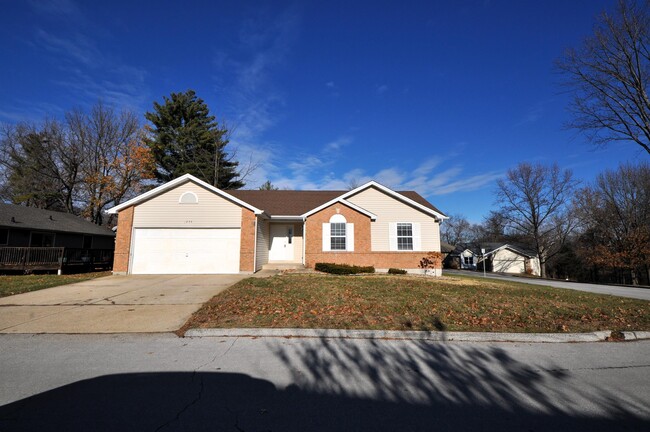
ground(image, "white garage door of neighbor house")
xmin=131 ymin=228 xmax=241 ymax=274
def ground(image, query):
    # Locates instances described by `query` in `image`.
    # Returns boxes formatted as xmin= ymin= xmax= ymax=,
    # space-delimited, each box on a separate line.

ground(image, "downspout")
xmin=302 ymin=217 xmax=306 ymax=266
xmin=253 ymin=216 xmax=258 ymax=272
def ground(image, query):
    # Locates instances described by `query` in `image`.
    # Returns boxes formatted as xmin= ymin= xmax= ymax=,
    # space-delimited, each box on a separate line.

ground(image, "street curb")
xmin=622 ymin=331 xmax=650 ymax=341
xmin=184 ymin=328 xmax=616 ymax=343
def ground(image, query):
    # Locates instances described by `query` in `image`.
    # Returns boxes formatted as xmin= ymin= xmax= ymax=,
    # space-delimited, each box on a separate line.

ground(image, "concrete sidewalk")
xmin=0 ymin=273 xmax=258 ymax=333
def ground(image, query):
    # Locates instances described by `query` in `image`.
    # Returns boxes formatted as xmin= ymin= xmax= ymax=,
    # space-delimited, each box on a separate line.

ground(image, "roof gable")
xmin=106 ymin=174 xmax=263 ymax=215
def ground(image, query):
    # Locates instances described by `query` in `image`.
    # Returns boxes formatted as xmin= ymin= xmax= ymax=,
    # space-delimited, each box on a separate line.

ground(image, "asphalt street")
xmin=0 ymin=334 xmax=648 ymax=431
xmin=443 ymin=269 xmax=650 ymax=301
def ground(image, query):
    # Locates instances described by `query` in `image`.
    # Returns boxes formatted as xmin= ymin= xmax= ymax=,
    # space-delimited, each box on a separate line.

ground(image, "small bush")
xmin=388 ymin=268 xmax=407 ymax=275
xmin=315 ymin=263 xmax=375 ymax=275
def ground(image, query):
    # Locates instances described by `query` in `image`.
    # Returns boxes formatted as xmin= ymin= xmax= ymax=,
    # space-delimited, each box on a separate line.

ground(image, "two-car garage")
xmin=108 ymin=175 xmax=262 ymax=275
xmin=130 ymin=228 xmax=241 ymax=274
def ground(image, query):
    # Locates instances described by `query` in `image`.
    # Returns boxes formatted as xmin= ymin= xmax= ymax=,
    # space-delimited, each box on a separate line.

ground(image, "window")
xmin=82 ymin=235 xmax=93 ymax=249
xmin=330 ymin=222 xmax=346 ymax=250
xmin=30 ymin=232 xmax=55 ymax=247
xmin=322 ymin=214 xmax=354 ymax=252
xmin=179 ymin=191 xmax=198 ymax=204
xmin=0 ymin=229 xmax=8 ymax=245
xmin=464 ymin=256 xmax=474 ymax=265
xmin=397 ymin=223 xmax=413 ymax=250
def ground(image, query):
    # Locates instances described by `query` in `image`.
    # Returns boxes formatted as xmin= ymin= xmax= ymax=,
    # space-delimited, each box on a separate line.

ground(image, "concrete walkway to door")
xmin=0 ymin=273 xmax=266 ymax=334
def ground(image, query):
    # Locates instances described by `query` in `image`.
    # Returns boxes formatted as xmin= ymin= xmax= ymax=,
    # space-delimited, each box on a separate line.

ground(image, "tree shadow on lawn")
xmin=0 ymin=340 xmax=647 ymax=431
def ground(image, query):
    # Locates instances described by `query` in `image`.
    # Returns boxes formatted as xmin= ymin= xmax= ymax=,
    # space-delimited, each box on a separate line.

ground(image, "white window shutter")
xmin=388 ymin=222 xmax=397 ymax=251
xmin=413 ymin=222 xmax=421 ymax=251
xmin=322 ymin=223 xmax=331 ymax=251
xmin=346 ymin=223 xmax=354 ymax=251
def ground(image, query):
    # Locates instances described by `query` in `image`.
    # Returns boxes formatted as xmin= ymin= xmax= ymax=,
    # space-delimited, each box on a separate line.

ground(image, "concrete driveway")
xmin=443 ymin=269 xmax=650 ymax=301
xmin=0 ymin=274 xmax=253 ymax=334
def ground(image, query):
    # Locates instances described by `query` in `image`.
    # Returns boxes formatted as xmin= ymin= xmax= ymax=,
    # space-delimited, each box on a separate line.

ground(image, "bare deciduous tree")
xmin=0 ymin=102 xmax=154 ymax=225
xmin=495 ymin=162 xmax=578 ymax=278
xmin=440 ymin=213 xmax=472 ymax=245
xmin=557 ymin=0 xmax=650 ymax=155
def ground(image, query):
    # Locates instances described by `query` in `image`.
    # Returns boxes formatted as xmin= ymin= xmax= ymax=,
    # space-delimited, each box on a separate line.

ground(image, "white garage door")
xmin=131 ymin=228 xmax=241 ymax=274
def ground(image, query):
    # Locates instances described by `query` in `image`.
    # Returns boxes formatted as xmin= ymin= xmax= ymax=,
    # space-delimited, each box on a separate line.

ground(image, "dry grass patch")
xmin=181 ymin=273 xmax=650 ymax=334
xmin=0 ymin=272 xmax=111 ymax=297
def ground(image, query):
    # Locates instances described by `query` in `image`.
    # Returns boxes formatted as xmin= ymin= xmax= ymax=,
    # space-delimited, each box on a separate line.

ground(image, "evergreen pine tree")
xmin=144 ymin=90 xmax=244 ymax=189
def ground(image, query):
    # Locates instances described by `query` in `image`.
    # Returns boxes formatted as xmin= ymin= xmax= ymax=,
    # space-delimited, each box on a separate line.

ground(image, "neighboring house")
xmin=106 ymin=174 xmax=448 ymax=275
xmin=0 ymin=203 xmax=115 ymax=272
xmin=444 ymin=242 xmax=541 ymax=276
xmin=485 ymin=243 xmax=541 ymax=276
xmin=443 ymin=245 xmax=479 ymax=270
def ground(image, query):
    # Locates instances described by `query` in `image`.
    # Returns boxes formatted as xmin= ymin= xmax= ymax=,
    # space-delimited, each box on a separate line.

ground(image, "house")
xmin=444 ymin=242 xmax=541 ymax=276
xmin=106 ymin=174 xmax=448 ymax=275
xmin=445 ymin=245 xmax=480 ymax=270
xmin=485 ymin=243 xmax=540 ymax=276
xmin=0 ymin=203 xmax=115 ymax=272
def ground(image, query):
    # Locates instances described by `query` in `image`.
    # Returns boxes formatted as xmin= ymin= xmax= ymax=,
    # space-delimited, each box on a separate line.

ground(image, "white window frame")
xmin=396 ymin=222 xmax=414 ymax=251
xmin=322 ymin=214 xmax=354 ymax=252
xmin=389 ymin=222 xmax=421 ymax=251
xmin=179 ymin=191 xmax=199 ymax=204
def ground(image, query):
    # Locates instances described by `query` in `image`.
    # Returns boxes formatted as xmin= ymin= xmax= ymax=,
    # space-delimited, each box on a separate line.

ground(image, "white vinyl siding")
xmin=133 ymin=182 xmax=241 ymax=228
xmin=347 ymin=187 xmax=440 ymax=252
xmin=255 ymin=218 xmax=269 ymax=271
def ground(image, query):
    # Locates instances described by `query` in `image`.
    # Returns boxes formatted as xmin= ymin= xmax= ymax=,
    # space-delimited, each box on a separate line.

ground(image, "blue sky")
xmin=1 ymin=0 xmax=645 ymax=222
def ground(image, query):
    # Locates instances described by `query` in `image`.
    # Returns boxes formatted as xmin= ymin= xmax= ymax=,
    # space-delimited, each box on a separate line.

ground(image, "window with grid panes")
xmin=330 ymin=222 xmax=346 ymax=250
xmin=397 ymin=223 xmax=413 ymax=250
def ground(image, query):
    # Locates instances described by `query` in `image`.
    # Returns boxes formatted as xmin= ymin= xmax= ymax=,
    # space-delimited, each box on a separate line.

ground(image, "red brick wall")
xmin=113 ymin=206 xmax=134 ymax=274
xmin=240 ymin=208 xmax=256 ymax=272
xmin=304 ymin=203 xmax=441 ymax=271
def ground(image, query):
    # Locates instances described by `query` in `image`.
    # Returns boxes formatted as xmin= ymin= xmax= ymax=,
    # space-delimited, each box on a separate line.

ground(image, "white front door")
xmin=269 ymin=224 xmax=294 ymax=261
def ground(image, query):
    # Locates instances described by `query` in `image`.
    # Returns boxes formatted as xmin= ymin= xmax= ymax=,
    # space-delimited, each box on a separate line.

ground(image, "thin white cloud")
xmin=34 ymin=29 xmax=99 ymax=66
xmin=213 ymin=7 xmax=301 ymax=188
xmin=28 ymin=0 xmax=81 ymax=19
xmin=326 ymin=81 xmax=336 ymax=88
xmin=324 ymin=135 xmax=353 ymax=151
xmin=376 ymin=84 xmax=389 ymax=95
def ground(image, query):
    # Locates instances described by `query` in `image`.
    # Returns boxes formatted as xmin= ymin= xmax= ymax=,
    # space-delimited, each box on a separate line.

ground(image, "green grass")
xmin=0 ymin=272 xmax=112 ymax=297
xmin=182 ymin=273 xmax=650 ymax=333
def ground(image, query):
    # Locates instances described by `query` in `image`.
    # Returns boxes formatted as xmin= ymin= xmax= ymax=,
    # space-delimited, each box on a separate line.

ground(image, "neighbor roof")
xmin=229 ymin=189 xmax=445 ymax=217
xmin=0 ymin=203 xmax=115 ymax=237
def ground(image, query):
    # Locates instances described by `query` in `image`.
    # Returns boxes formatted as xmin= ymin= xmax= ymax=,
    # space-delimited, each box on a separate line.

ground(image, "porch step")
xmin=262 ymin=263 xmax=307 ymax=271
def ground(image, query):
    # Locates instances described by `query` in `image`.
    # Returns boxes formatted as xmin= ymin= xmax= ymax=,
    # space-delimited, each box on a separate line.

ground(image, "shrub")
xmin=419 ymin=252 xmax=443 ymax=275
xmin=388 ymin=268 xmax=407 ymax=275
xmin=315 ymin=263 xmax=375 ymax=275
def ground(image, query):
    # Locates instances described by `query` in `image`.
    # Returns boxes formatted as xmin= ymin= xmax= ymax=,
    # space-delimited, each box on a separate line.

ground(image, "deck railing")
xmin=0 ymin=247 xmax=113 ymax=272
xmin=0 ymin=247 xmax=65 ymax=271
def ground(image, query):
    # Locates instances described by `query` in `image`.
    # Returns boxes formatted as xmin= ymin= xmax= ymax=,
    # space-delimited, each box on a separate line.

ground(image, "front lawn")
xmin=0 ymin=272 xmax=112 ymax=298
xmin=182 ymin=273 xmax=650 ymax=333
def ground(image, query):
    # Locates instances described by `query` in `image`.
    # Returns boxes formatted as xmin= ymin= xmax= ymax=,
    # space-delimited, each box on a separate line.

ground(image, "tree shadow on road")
xmin=0 ymin=339 xmax=647 ymax=431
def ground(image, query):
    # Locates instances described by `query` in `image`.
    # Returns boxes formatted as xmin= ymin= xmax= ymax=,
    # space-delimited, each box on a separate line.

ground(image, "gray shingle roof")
xmin=0 ymin=203 xmax=115 ymax=237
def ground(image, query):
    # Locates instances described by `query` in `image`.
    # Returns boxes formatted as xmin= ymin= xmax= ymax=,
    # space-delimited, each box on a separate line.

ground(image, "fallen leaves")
xmin=182 ymin=274 xmax=650 ymax=333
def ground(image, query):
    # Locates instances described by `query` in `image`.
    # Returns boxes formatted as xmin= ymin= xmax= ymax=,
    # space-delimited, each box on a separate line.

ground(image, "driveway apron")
xmin=0 ymin=274 xmax=249 ymax=334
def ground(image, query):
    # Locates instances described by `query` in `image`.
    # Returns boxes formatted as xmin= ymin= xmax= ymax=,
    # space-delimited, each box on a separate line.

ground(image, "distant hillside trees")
xmin=0 ymin=102 xmax=154 ymax=225
xmin=575 ymin=163 xmax=650 ymax=285
xmin=144 ymin=90 xmax=247 ymax=189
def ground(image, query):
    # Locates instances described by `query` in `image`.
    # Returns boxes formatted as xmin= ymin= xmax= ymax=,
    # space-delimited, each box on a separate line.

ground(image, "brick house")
xmin=107 ymin=174 xmax=447 ymax=275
